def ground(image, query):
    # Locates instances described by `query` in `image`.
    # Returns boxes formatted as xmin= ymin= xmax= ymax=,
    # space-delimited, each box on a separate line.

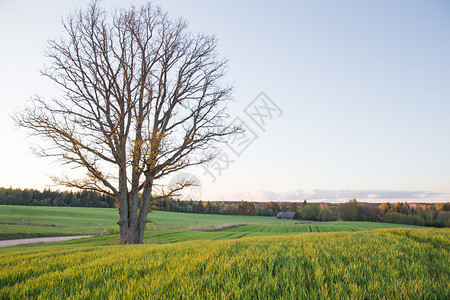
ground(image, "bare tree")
xmin=14 ymin=1 xmax=236 ymax=244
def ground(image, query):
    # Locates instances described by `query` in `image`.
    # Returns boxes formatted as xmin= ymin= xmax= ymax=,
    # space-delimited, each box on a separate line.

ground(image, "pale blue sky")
xmin=0 ymin=0 xmax=449 ymax=202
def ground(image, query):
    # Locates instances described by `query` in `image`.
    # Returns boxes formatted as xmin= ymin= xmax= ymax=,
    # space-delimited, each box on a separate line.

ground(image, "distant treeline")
xmin=152 ymin=198 xmax=450 ymax=228
xmin=0 ymin=187 xmax=116 ymax=208
xmin=1 ymin=187 xmax=449 ymax=227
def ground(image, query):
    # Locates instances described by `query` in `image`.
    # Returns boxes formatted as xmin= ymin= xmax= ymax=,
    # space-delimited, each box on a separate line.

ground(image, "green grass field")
xmin=0 ymin=228 xmax=448 ymax=299
xmin=0 ymin=205 xmax=290 ymax=240
xmin=0 ymin=206 xmax=447 ymax=298
xmin=0 ymin=205 xmax=422 ymax=242
xmin=143 ymin=222 xmax=423 ymax=244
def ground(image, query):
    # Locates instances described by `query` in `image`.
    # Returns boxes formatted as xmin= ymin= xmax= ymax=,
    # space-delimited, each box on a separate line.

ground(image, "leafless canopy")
xmin=14 ymin=1 xmax=236 ymax=243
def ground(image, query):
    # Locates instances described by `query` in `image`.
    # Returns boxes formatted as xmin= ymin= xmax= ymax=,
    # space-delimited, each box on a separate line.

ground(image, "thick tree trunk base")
xmin=120 ymin=227 xmax=145 ymax=244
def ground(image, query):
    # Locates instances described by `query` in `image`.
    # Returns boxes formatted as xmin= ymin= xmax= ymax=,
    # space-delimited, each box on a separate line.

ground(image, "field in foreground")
xmin=0 ymin=228 xmax=448 ymax=299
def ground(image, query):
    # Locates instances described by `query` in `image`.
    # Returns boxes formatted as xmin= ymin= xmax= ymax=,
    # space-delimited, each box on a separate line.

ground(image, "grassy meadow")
xmin=142 ymin=222 xmax=423 ymax=244
xmin=0 ymin=228 xmax=448 ymax=299
xmin=0 ymin=205 xmax=289 ymax=240
xmin=1 ymin=205 xmax=448 ymax=298
xmin=0 ymin=205 xmax=422 ymax=242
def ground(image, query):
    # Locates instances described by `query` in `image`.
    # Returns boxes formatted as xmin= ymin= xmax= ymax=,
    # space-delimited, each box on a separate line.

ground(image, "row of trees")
xmin=379 ymin=201 xmax=450 ymax=227
xmin=150 ymin=198 xmax=285 ymax=216
xmin=0 ymin=187 xmax=289 ymax=216
xmin=299 ymin=199 xmax=449 ymax=227
xmin=0 ymin=187 xmax=115 ymax=208
xmin=2 ymin=186 xmax=449 ymax=227
xmin=154 ymin=198 xmax=449 ymax=227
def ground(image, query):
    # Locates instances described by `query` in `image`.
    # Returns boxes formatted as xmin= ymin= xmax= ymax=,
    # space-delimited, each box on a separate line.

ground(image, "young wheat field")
xmin=0 ymin=228 xmax=448 ymax=299
xmin=0 ymin=206 xmax=448 ymax=298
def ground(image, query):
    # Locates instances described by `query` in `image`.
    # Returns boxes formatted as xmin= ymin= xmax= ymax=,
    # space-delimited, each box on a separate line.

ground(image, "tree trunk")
xmin=120 ymin=211 xmax=150 ymax=244
xmin=119 ymin=179 xmax=153 ymax=244
xmin=117 ymin=165 xmax=129 ymax=241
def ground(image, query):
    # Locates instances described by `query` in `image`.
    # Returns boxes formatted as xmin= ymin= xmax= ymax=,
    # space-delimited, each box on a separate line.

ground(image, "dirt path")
xmin=0 ymin=236 xmax=92 ymax=248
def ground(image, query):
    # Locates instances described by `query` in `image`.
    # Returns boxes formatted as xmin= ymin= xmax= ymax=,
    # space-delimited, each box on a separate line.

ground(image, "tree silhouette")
xmin=14 ymin=1 xmax=237 ymax=244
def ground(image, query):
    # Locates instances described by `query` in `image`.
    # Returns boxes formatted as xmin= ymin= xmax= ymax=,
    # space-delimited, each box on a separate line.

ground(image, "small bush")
xmin=104 ymin=226 xmax=120 ymax=235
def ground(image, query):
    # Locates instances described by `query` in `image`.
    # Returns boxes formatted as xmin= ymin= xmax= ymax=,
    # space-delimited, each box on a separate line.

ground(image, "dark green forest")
xmin=0 ymin=187 xmax=115 ymax=208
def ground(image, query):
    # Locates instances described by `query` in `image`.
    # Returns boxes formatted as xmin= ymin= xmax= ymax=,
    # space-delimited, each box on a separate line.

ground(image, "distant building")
xmin=276 ymin=212 xmax=299 ymax=220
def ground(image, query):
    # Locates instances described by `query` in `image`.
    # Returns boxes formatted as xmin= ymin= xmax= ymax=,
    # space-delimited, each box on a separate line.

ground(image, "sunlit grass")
xmin=0 ymin=228 xmax=448 ymax=298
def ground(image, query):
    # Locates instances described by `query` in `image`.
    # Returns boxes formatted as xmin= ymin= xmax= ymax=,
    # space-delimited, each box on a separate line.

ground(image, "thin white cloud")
xmin=215 ymin=188 xmax=446 ymax=203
